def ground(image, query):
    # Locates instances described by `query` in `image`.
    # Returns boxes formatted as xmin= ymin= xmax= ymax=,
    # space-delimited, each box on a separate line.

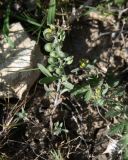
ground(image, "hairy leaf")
xmin=84 ymin=85 xmax=93 ymax=102
xmin=38 ymin=63 xmax=52 ymax=77
xmin=110 ymin=122 xmax=126 ymax=135
xmin=39 ymin=76 xmax=58 ymax=84
xmin=63 ymin=81 xmax=74 ymax=90
xmin=71 ymin=84 xmax=90 ymax=96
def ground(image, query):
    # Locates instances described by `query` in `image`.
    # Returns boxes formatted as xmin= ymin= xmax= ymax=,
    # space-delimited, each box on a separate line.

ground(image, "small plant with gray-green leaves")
xmin=37 ymin=0 xmax=128 ymax=158
xmin=38 ymin=25 xmax=74 ymax=107
xmin=52 ymin=122 xmax=68 ymax=136
xmin=71 ymin=62 xmax=128 ymax=158
xmin=50 ymin=149 xmax=64 ymax=160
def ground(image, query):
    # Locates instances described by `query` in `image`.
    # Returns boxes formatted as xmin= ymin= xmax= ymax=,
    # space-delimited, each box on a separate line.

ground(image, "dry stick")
xmin=68 ymin=0 xmax=93 ymax=24
xmin=34 ymin=149 xmax=48 ymax=160
xmin=96 ymin=105 xmax=109 ymax=124
xmin=118 ymin=8 xmax=128 ymax=20
xmin=51 ymin=80 xmax=62 ymax=114
xmin=115 ymin=7 xmax=128 ymax=39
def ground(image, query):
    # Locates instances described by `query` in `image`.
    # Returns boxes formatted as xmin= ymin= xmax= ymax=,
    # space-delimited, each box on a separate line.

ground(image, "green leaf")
xmin=71 ymin=68 xmax=80 ymax=73
xmin=121 ymin=134 xmax=128 ymax=146
xmin=47 ymin=0 xmax=56 ymax=25
xmin=4 ymin=35 xmax=14 ymax=48
xmin=23 ymin=13 xmax=41 ymax=27
xmin=38 ymin=63 xmax=52 ymax=77
xmin=84 ymin=85 xmax=93 ymax=102
xmin=71 ymin=84 xmax=94 ymax=101
xmin=110 ymin=122 xmax=126 ymax=135
xmin=123 ymin=146 xmax=128 ymax=160
xmin=63 ymin=81 xmax=74 ymax=90
xmin=71 ymin=84 xmax=90 ymax=96
xmin=106 ymin=73 xmax=119 ymax=87
xmin=95 ymin=98 xmax=104 ymax=106
xmin=102 ymin=84 xmax=109 ymax=96
xmin=114 ymin=87 xmax=125 ymax=97
xmin=88 ymin=75 xmax=101 ymax=87
xmin=114 ymin=0 xmax=126 ymax=5
xmin=106 ymin=109 xmax=121 ymax=118
xmin=39 ymin=76 xmax=58 ymax=84
xmin=16 ymin=108 xmax=27 ymax=120
xmin=2 ymin=2 xmax=14 ymax=48
xmin=3 ymin=5 xmax=10 ymax=36
xmin=60 ymin=88 xmax=69 ymax=95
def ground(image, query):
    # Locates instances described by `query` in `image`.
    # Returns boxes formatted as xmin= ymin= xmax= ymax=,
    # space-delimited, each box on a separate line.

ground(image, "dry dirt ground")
xmin=0 ymin=85 xmax=110 ymax=160
xmin=0 ymin=7 xmax=128 ymax=160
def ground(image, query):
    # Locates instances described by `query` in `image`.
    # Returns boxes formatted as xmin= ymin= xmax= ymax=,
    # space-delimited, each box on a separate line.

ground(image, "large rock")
xmin=0 ymin=22 xmax=45 ymax=99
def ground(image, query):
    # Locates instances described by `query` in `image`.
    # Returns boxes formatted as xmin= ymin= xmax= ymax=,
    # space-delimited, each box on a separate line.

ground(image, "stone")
xmin=0 ymin=22 xmax=45 ymax=99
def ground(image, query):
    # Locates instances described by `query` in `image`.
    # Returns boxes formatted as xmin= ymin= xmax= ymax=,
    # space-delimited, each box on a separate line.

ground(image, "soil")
xmin=0 ymin=84 xmax=110 ymax=160
xmin=0 ymin=1 xmax=128 ymax=160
